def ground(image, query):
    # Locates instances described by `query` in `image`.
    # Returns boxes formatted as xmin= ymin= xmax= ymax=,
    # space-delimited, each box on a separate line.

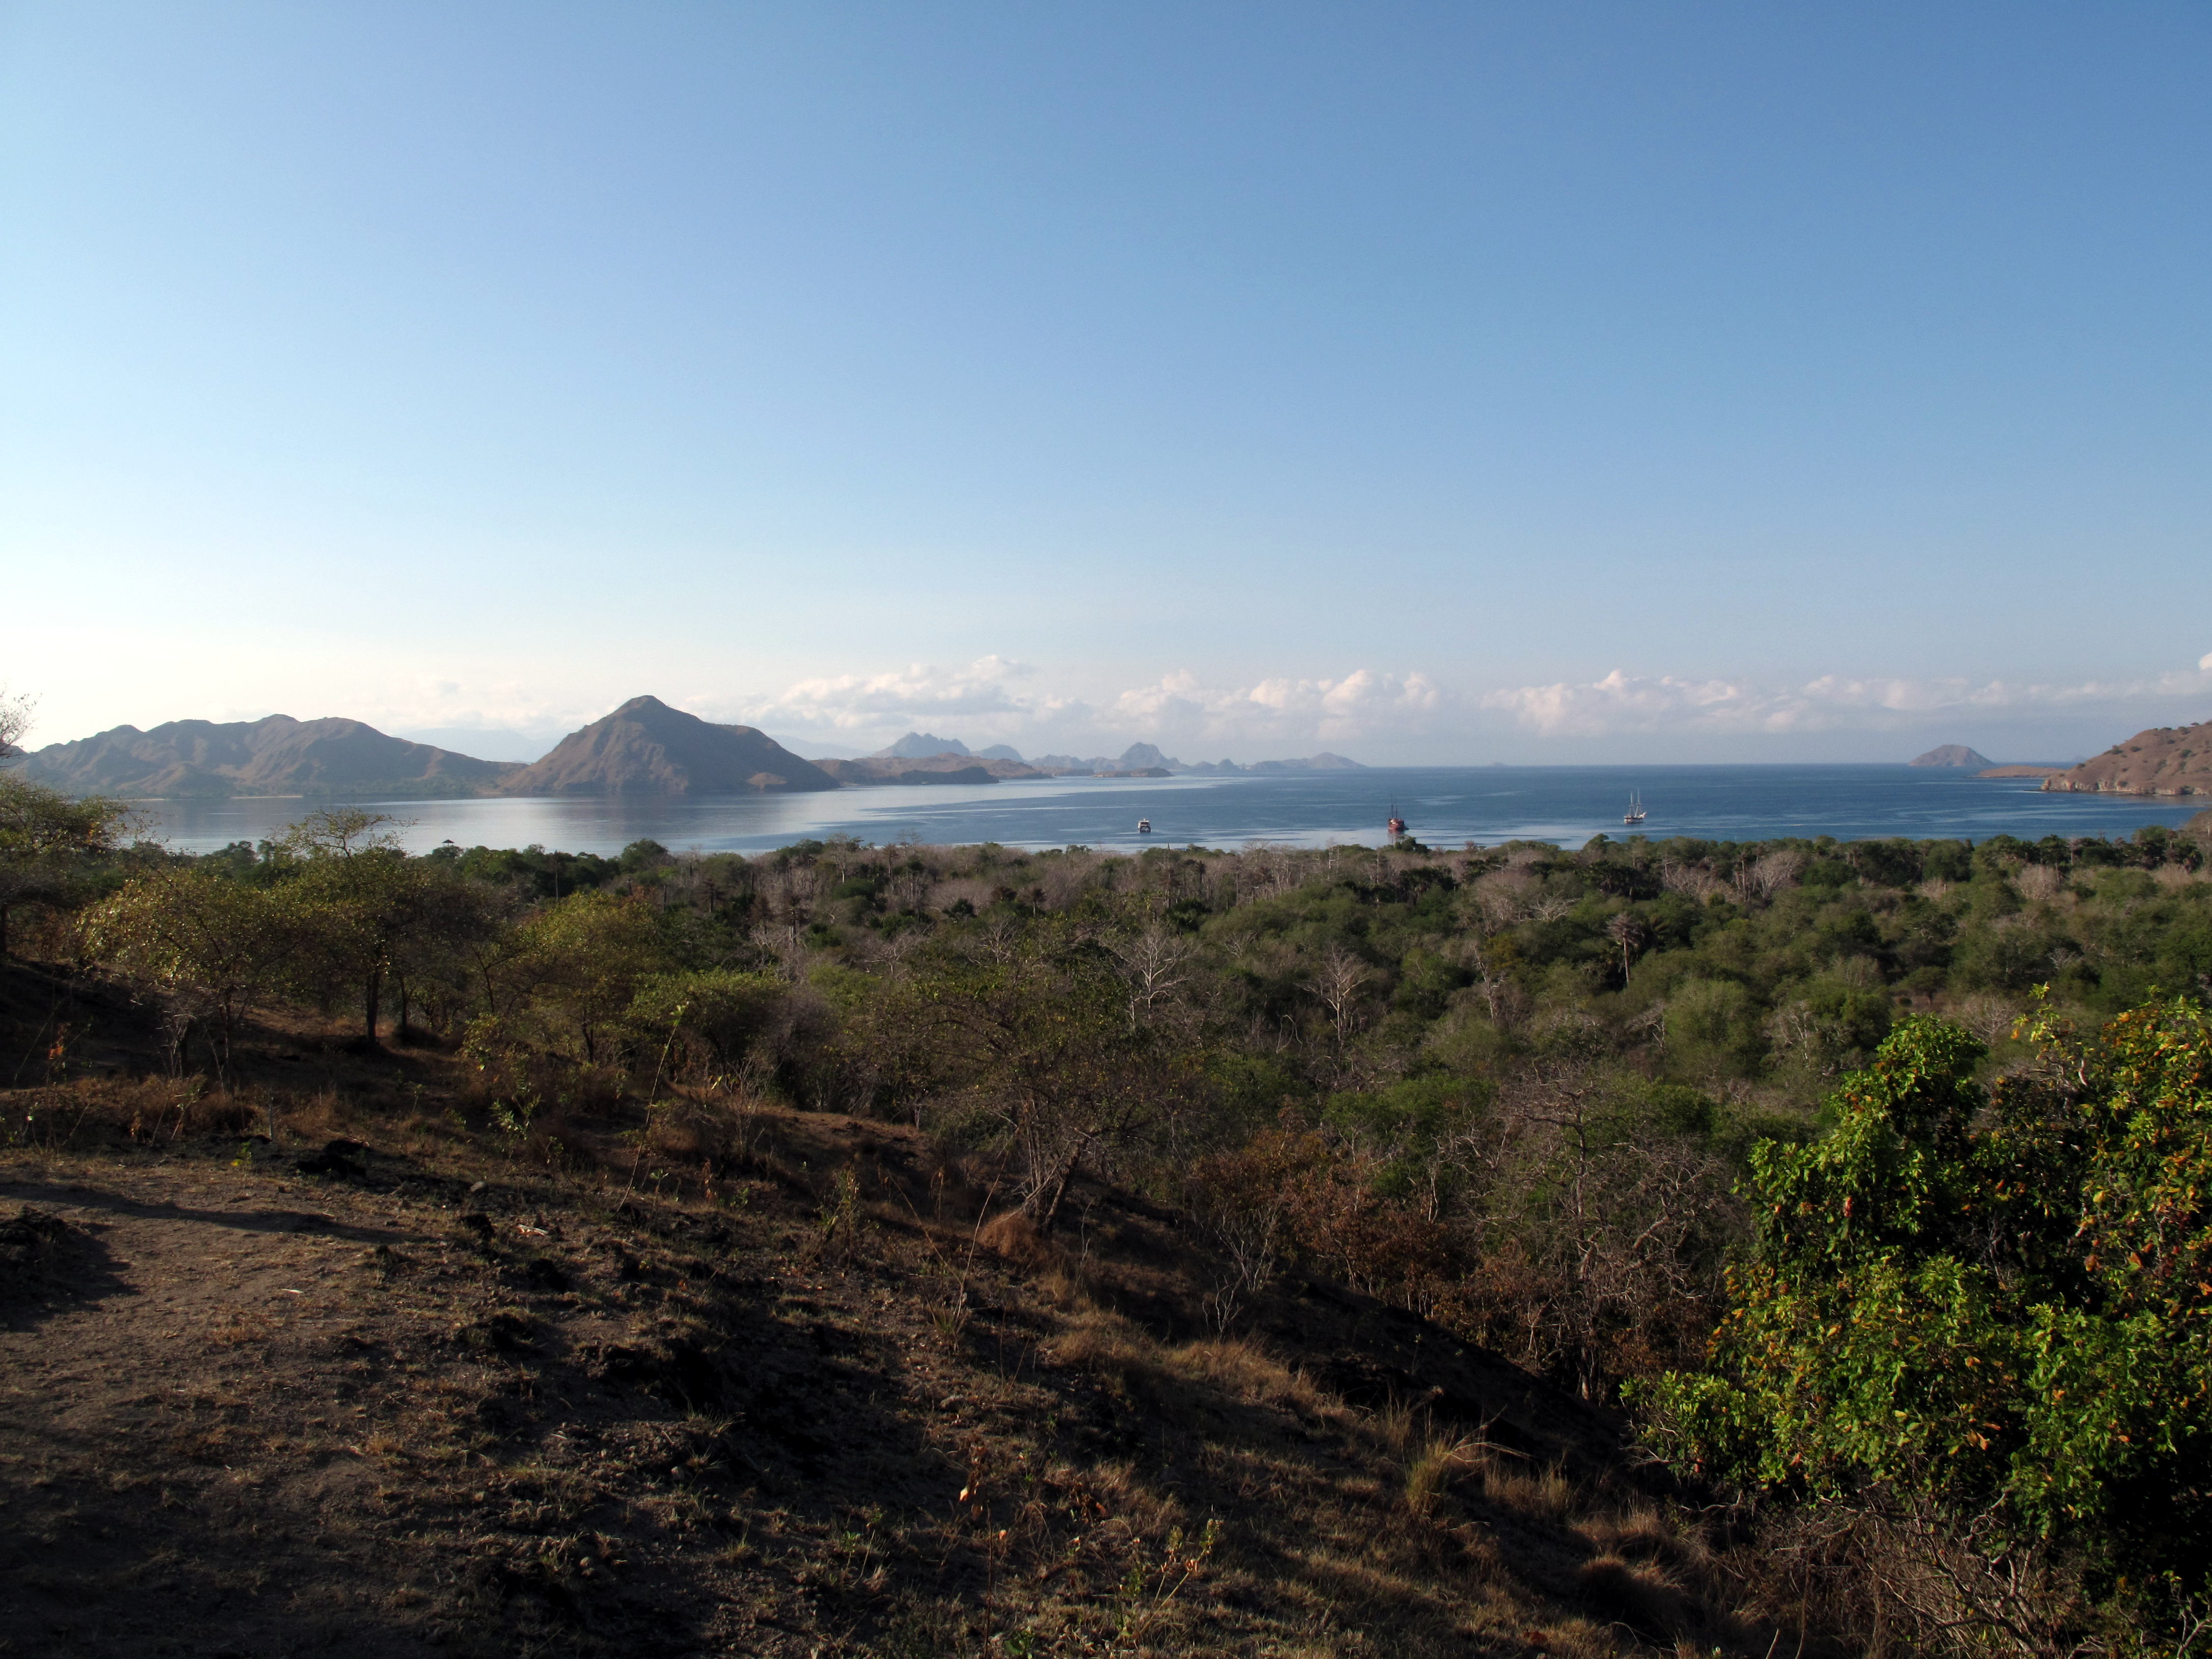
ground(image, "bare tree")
xmin=1736 ymin=849 xmax=1806 ymax=901
xmin=1311 ymin=946 xmax=1370 ymax=1047
xmin=1106 ymin=927 xmax=1198 ymax=1028
xmin=0 ymin=688 xmax=33 ymax=760
xmin=1183 ymin=1164 xmax=1290 ymax=1333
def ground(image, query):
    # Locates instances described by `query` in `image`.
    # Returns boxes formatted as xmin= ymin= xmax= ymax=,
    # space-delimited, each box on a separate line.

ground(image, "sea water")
xmin=140 ymin=766 xmax=2204 ymax=858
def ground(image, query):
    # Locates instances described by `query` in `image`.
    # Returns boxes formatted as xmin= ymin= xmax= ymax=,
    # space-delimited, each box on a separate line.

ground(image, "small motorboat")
xmin=1136 ymin=818 xmax=1151 ymax=834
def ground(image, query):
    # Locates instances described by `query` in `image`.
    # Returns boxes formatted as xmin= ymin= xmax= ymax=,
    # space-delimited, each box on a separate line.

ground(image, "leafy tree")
xmin=1636 ymin=1001 xmax=2212 ymax=1648
xmin=268 ymin=809 xmax=483 ymax=1046
xmin=0 ymin=773 xmax=131 ymax=956
xmin=86 ymin=867 xmax=284 ymax=1078
xmin=628 ymin=967 xmax=786 ymax=1078
xmin=915 ymin=926 xmax=1196 ymax=1229
xmin=508 ymin=889 xmax=670 ymax=1063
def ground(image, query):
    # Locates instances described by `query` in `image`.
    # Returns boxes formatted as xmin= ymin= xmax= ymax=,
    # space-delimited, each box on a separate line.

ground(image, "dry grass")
xmin=1483 ymin=1455 xmax=1579 ymax=1524
xmin=1161 ymin=1335 xmax=1331 ymax=1417
xmin=1400 ymin=1427 xmax=1486 ymax=1518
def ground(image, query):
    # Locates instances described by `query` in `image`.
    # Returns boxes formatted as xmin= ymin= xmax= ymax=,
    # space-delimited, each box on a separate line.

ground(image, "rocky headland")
xmin=2040 ymin=719 xmax=2212 ymax=798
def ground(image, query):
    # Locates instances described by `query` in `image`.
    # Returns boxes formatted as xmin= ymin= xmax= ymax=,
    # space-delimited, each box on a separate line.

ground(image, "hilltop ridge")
xmin=12 ymin=705 xmax=1365 ymax=799
xmin=14 ymin=715 xmax=519 ymax=799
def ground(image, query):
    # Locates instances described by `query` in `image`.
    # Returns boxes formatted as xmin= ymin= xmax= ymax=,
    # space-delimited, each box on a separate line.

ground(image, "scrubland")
xmin=3 ymin=800 xmax=2209 ymax=1655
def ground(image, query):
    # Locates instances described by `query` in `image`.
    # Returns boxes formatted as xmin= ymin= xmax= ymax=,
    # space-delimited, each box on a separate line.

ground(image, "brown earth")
xmin=2042 ymin=719 xmax=2212 ymax=797
xmin=0 ymin=967 xmax=1810 ymax=1658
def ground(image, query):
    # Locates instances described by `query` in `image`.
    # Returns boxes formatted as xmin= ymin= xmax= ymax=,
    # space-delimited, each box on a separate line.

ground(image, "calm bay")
xmin=140 ymin=765 xmax=2203 ymax=858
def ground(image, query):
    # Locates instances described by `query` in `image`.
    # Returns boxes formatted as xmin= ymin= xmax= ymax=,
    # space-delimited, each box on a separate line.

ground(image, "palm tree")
xmin=1603 ymin=911 xmax=1649 ymax=984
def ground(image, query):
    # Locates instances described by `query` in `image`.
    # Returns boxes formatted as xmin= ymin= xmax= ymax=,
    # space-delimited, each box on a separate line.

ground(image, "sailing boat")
xmin=1622 ymin=791 xmax=1648 ymax=826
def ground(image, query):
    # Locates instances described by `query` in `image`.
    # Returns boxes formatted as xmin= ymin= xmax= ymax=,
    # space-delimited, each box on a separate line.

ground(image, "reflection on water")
xmin=139 ymin=768 xmax=2206 ymax=859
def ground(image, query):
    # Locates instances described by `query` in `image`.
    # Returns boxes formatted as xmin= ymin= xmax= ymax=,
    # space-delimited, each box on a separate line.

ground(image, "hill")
xmin=1908 ymin=744 xmax=1994 ymax=768
xmin=498 ymin=697 xmax=840 ymax=796
xmin=2041 ymin=718 xmax=2212 ymax=797
xmin=14 ymin=715 xmax=519 ymax=799
xmin=814 ymin=755 xmax=1047 ymax=786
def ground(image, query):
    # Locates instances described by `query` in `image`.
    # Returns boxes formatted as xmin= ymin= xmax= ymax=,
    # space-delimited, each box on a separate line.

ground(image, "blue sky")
xmin=5 ymin=2 xmax=2209 ymax=764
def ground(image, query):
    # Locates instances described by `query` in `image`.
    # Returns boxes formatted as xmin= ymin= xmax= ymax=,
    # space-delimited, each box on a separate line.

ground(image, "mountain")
xmin=2041 ymin=719 xmax=2212 ymax=798
xmin=497 ymin=697 xmax=840 ymax=796
xmin=1909 ymin=744 xmax=1995 ymax=768
xmin=1187 ymin=752 xmax=1368 ymax=775
xmin=876 ymin=732 xmax=973 ymax=759
xmin=16 ymin=715 xmax=519 ymax=799
xmin=1030 ymin=745 xmax=1367 ymax=775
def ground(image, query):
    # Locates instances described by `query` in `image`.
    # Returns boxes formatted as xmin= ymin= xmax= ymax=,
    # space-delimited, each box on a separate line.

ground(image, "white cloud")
xmin=2201 ymin=650 xmax=2212 ymax=672
xmin=718 ymin=660 xmax=1448 ymax=757
xmin=1110 ymin=668 xmax=1444 ymax=750
xmin=733 ymin=657 xmax=1078 ymax=739
xmin=1482 ymin=663 xmax=2212 ymax=739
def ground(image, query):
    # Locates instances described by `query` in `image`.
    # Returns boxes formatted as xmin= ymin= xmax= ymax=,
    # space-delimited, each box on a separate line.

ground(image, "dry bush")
xmin=928 ymin=876 xmax=997 ymax=916
xmin=977 ymin=1208 xmax=1064 ymax=1272
xmin=2015 ymin=864 xmax=2066 ymax=903
xmin=1032 ymin=857 xmax=1101 ymax=911
xmin=1707 ymin=1495 xmax=2102 ymax=1659
xmin=1660 ymin=861 xmax=1730 ymax=904
xmin=4 ymin=1076 xmax=264 ymax=1147
xmin=1948 ymin=992 xmax=2022 ymax=1047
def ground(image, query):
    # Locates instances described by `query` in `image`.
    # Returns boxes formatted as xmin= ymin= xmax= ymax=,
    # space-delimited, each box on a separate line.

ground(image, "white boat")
xmin=1136 ymin=818 xmax=1151 ymax=834
xmin=1623 ymin=791 xmax=1647 ymax=825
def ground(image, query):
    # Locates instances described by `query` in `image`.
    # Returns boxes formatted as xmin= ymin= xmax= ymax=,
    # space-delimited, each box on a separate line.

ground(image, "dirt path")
xmin=0 ymin=1154 xmax=473 ymax=1657
xmin=0 ymin=1138 xmax=964 ymax=1659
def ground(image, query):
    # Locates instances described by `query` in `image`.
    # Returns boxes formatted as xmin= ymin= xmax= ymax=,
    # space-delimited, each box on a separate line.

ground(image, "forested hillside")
xmin=4 ymin=776 xmax=2210 ymax=1655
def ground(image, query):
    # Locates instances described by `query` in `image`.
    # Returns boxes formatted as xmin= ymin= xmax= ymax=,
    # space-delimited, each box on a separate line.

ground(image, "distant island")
xmin=1909 ymin=743 xmax=2074 ymax=781
xmin=9 ymin=701 xmax=1367 ymax=799
xmin=1908 ymin=744 xmax=1995 ymax=769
